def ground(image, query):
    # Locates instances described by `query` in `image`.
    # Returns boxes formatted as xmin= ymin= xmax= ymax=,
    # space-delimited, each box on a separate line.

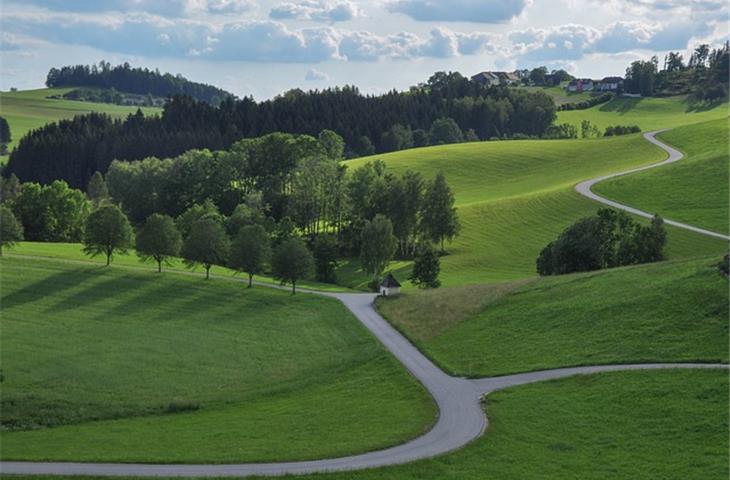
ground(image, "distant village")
xmin=470 ymin=70 xmax=624 ymax=93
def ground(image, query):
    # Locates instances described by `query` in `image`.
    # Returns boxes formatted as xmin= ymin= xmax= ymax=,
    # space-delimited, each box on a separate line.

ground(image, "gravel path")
xmin=3 ymin=130 xmax=728 ymax=477
xmin=575 ymin=130 xmax=730 ymax=241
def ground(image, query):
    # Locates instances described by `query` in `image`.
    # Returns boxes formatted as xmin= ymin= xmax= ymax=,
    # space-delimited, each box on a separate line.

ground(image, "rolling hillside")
xmin=556 ymin=94 xmax=728 ymax=130
xmin=0 ymin=88 xmax=161 ymax=163
xmin=595 ymin=118 xmax=729 ymax=234
xmin=0 ymin=256 xmax=435 ymax=463
xmin=346 ymin=131 xmax=727 ymax=286
xmin=378 ymin=257 xmax=729 ymax=377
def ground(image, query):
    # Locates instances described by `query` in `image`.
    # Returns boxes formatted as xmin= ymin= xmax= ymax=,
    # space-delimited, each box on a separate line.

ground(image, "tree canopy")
xmin=0 ymin=205 xmax=23 ymax=255
xmin=181 ymin=217 xmax=230 ymax=279
xmin=83 ymin=204 xmax=134 ymax=265
xmin=272 ymin=237 xmax=314 ymax=294
xmin=135 ymin=213 xmax=182 ymax=272
xmin=229 ymin=224 xmax=272 ymax=287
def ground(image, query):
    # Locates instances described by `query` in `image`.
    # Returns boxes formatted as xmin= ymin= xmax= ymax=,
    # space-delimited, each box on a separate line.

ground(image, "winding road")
xmin=2 ymin=130 xmax=728 ymax=477
xmin=575 ymin=130 xmax=730 ymax=241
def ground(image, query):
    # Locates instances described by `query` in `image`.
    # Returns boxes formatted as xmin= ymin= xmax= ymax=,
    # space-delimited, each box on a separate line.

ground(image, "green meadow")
xmin=0 ymin=88 xmax=160 ymax=162
xmin=0 ymin=256 xmax=435 ymax=462
xmin=596 ymin=118 xmax=729 ymax=234
xmin=378 ymin=257 xmax=728 ymax=377
xmin=13 ymin=369 xmax=728 ymax=480
xmin=556 ymin=94 xmax=728 ymax=131
xmin=347 ymin=132 xmax=727 ymax=286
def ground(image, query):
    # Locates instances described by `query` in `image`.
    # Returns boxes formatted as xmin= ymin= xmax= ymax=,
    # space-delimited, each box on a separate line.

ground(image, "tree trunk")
xmin=248 ymin=273 xmax=253 ymax=288
xmin=106 ymin=252 xmax=111 ymax=266
xmin=292 ymin=280 xmax=296 ymax=295
xmin=157 ymin=259 xmax=162 ymax=273
xmin=205 ymin=265 xmax=210 ymax=280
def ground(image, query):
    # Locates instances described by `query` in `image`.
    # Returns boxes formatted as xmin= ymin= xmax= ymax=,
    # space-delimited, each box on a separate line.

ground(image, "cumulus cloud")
xmin=511 ymin=19 xmax=715 ymax=62
xmin=305 ymin=68 xmax=329 ymax=81
xmin=387 ymin=0 xmax=530 ymax=23
xmin=13 ymin=0 xmax=253 ymax=17
xmin=0 ymin=33 xmax=22 ymax=51
xmin=270 ymin=1 xmax=362 ymax=23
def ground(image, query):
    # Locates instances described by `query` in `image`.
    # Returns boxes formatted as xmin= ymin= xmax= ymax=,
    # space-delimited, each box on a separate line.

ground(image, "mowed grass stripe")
xmin=0 ymin=256 xmax=436 ymax=463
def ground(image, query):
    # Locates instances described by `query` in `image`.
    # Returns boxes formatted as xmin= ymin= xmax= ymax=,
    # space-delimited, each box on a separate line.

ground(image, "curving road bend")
xmin=1 ymin=290 xmax=726 ymax=477
xmin=575 ymin=130 xmax=730 ymax=241
xmin=3 ymin=129 xmax=730 ymax=477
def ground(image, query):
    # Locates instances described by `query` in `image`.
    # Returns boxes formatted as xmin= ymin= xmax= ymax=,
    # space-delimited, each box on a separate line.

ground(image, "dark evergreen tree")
xmin=409 ymin=244 xmax=441 ymax=288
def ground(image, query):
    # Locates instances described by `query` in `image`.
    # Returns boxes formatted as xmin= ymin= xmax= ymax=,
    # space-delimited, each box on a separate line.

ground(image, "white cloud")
xmin=305 ymin=68 xmax=329 ymax=81
xmin=270 ymin=1 xmax=362 ymax=23
xmin=0 ymin=33 xmax=22 ymax=51
xmin=12 ymin=0 xmax=253 ymax=17
xmin=387 ymin=0 xmax=530 ymax=23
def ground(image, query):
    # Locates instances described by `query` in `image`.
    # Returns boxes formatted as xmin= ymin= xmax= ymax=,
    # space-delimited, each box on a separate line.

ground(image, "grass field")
xmin=0 ymin=256 xmax=435 ymax=462
xmin=346 ymin=133 xmax=728 ymax=286
xmin=15 ymin=369 xmax=727 ymax=479
xmin=518 ymin=83 xmax=594 ymax=106
xmin=557 ymin=95 xmax=728 ymax=131
xmin=595 ymin=119 xmax=729 ymax=234
xmin=0 ymin=88 xmax=160 ymax=162
xmin=378 ymin=257 xmax=728 ymax=377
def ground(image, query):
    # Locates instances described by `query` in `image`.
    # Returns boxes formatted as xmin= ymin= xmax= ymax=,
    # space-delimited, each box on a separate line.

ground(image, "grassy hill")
xmin=0 ymin=88 xmax=161 ymax=163
xmin=0 ymin=256 xmax=435 ymax=462
xmin=378 ymin=257 xmax=728 ymax=377
xmin=346 ymin=132 xmax=727 ymax=287
xmin=518 ymin=83 xmax=593 ymax=106
xmin=254 ymin=369 xmax=726 ymax=480
xmin=595 ymin=119 xmax=729 ymax=234
xmin=556 ymin=95 xmax=728 ymax=131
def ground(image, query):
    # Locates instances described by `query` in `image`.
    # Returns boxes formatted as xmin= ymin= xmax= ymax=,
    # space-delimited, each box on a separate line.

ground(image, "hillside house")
xmin=380 ymin=273 xmax=401 ymax=297
xmin=566 ymin=78 xmax=594 ymax=92
xmin=471 ymin=71 xmax=520 ymax=87
xmin=597 ymin=76 xmax=623 ymax=92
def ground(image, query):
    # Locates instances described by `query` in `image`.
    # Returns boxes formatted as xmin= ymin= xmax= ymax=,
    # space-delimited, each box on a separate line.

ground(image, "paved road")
xmin=575 ymin=130 xmax=730 ymax=241
xmin=3 ymin=129 xmax=729 ymax=476
xmin=2 ymin=288 xmax=726 ymax=476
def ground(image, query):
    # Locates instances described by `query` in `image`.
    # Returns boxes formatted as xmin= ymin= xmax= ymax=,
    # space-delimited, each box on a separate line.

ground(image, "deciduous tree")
xmin=0 ymin=205 xmax=23 ymax=255
xmin=229 ymin=224 xmax=272 ymax=287
xmin=181 ymin=217 xmax=230 ymax=279
xmin=83 ymin=204 xmax=134 ymax=266
xmin=272 ymin=238 xmax=314 ymax=294
xmin=136 ymin=213 xmax=182 ymax=272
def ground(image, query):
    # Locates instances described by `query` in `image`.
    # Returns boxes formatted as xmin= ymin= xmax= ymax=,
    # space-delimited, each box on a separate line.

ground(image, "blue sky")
xmin=0 ymin=0 xmax=726 ymax=99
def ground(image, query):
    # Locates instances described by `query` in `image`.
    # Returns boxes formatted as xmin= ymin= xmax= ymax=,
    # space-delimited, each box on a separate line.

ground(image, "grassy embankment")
xmin=0 ymin=256 xmax=436 ymax=463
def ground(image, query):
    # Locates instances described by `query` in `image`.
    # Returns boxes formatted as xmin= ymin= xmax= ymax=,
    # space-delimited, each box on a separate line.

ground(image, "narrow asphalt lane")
xmin=575 ymin=130 xmax=730 ymax=241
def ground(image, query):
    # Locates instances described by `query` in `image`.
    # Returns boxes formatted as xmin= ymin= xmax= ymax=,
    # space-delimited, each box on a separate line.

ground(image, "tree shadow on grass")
xmin=1 ymin=268 xmax=97 ymax=310
xmin=47 ymin=273 xmax=155 ymax=314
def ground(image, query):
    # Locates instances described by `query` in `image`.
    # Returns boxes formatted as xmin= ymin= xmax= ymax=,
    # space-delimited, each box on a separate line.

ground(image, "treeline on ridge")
xmin=46 ymin=61 xmax=235 ymax=105
xmin=6 ymin=71 xmax=556 ymax=189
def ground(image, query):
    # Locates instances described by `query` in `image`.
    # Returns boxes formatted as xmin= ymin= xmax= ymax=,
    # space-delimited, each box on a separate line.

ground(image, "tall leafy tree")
xmin=429 ymin=117 xmax=463 ymax=145
xmin=176 ymin=200 xmax=225 ymax=239
xmin=313 ymin=234 xmax=339 ymax=283
xmin=229 ymin=224 xmax=272 ymax=287
xmin=83 ymin=204 xmax=134 ymax=266
xmin=360 ymin=214 xmax=397 ymax=282
xmin=181 ymin=217 xmax=230 ymax=279
xmin=87 ymin=171 xmax=109 ymax=205
xmin=409 ymin=244 xmax=441 ymax=288
xmin=420 ymin=173 xmax=460 ymax=253
xmin=12 ymin=180 xmax=90 ymax=242
xmin=135 ymin=213 xmax=182 ymax=272
xmin=271 ymin=237 xmax=314 ymax=294
xmin=0 ymin=205 xmax=23 ymax=255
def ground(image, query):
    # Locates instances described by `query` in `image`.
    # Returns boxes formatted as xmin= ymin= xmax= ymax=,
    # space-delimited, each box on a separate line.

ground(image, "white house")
xmin=380 ymin=273 xmax=401 ymax=297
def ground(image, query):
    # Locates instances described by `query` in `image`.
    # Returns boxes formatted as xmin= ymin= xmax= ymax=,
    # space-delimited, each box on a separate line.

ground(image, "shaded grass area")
xmin=7 ymin=242 xmax=353 ymax=292
xmin=595 ymin=119 xmax=729 ymax=234
xmin=0 ymin=88 xmax=160 ymax=162
xmin=0 ymin=256 xmax=436 ymax=462
xmin=378 ymin=257 xmax=728 ymax=377
xmin=9 ymin=370 xmax=728 ymax=479
xmin=557 ymin=95 xmax=727 ymax=131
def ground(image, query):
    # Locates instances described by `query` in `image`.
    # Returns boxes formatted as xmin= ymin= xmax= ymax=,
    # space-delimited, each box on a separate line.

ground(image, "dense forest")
xmin=46 ymin=61 xmax=234 ymax=105
xmin=7 ymin=72 xmax=556 ymax=189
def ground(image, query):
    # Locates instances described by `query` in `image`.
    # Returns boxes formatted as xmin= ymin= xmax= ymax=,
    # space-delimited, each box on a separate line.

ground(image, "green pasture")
xmin=0 ymin=256 xmax=435 ymax=462
xmin=596 ymin=118 xmax=729 ymax=234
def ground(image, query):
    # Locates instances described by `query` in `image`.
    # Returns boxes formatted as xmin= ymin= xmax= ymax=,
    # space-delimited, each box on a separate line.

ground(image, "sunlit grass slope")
xmin=595 ymin=118 xmax=729 ymax=234
xmin=0 ymin=256 xmax=435 ymax=462
xmin=0 ymin=88 xmax=160 ymax=161
xmin=557 ymin=94 xmax=728 ymax=131
xmin=347 ymin=134 xmax=727 ymax=285
xmin=378 ymin=257 xmax=728 ymax=377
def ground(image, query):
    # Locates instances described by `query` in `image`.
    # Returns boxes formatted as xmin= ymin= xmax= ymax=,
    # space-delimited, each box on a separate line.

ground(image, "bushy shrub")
xmin=558 ymin=92 xmax=614 ymax=111
xmin=165 ymin=399 xmax=200 ymax=414
xmin=604 ymin=125 xmax=641 ymax=136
